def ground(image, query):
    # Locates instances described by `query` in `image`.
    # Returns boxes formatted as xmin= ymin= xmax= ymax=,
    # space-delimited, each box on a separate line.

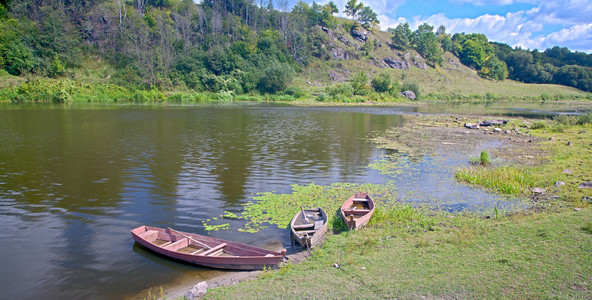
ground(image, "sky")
xmin=304 ymin=0 xmax=592 ymax=53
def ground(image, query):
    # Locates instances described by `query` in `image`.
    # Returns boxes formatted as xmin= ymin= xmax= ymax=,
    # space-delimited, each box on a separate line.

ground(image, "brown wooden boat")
xmin=131 ymin=225 xmax=286 ymax=270
xmin=290 ymin=207 xmax=328 ymax=247
xmin=340 ymin=192 xmax=375 ymax=230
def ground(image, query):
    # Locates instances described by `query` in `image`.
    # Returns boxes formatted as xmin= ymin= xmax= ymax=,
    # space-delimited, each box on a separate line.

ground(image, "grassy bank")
xmin=207 ymin=207 xmax=591 ymax=298
xmin=455 ymin=112 xmax=592 ymax=204
xmin=1 ymin=63 xmax=592 ymax=103
xmin=195 ymin=113 xmax=592 ymax=299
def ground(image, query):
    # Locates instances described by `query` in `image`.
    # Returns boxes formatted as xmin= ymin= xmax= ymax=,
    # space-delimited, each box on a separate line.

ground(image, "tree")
xmin=349 ymin=71 xmax=368 ymax=95
xmin=436 ymin=25 xmax=446 ymax=37
xmin=358 ymin=5 xmax=378 ymax=30
xmin=389 ymin=22 xmax=411 ymax=50
xmin=344 ymin=0 xmax=363 ymax=20
xmin=411 ymin=23 xmax=443 ymax=66
xmin=456 ymin=34 xmax=493 ymax=69
xmin=479 ymin=56 xmax=508 ymax=80
xmin=325 ymin=1 xmax=338 ymax=15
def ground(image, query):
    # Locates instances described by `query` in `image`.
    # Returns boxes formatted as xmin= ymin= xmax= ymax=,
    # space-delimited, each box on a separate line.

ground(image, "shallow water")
xmin=0 ymin=102 xmax=587 ymax=299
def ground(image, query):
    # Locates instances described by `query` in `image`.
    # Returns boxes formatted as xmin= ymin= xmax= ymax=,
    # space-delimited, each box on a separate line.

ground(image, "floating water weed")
xmin=204 ymin=183 xmax=398 ymax=233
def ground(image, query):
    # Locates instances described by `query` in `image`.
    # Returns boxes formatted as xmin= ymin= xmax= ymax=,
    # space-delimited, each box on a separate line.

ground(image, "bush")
xmin=326 ymin=83 xmax=354 ymax=99
xmin=282 ymin=86 xmax=306 ymax=98
xmin=401 ymin=81 xmax=420 ymax=98
xmin=350 ymin=71 xmax=369 ymax=95
xmin=257 ymin=62 xmax=294 ymax=94
xmin=371 ymin=72 xmax=391 ymax=93
xmin=531 ymin=120 xmax=547 ymax=129
xmin=553 ymin=112 xmax=591 ymax=126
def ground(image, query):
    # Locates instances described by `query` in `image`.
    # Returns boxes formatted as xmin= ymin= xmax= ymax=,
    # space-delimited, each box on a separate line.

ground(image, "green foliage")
xmin=553 ymin=111 xmax=592 ymax=126
xmin=361 ymin=38 xmax=374 ymax=56
xmin=582 ymin=222 xmax=592 ymax=235
xmin=257 ymin=62 xmax=294 ymax=94
xmin=291 ymin=1 xmax=337 ymax=29
xmin=325 ymin=82 xmax=354 ymax=99
xmin=469 ymin=151 xmax=491 ymax=166
xmin=357 ymin=5 xmax=379 ymax=30
xmin=494 ymin=44 xmax=592 ymax=91
xmin=531 ymin=120 xmax=547 ymax=129
xmin=479 ymin=151 xmax=491 ymax=165
xmin=3 ymin=42 xmax=36 ymax=75
xmin=349 ymin=71 xmax=369 ymax=95
xmin=371 ymin=72 xmax=391 ymax=93
xmin=401 ymin=81 xmax=420 ymax=98
xmin=411 ymin=23 xmax=443 ymax=66
xmin=48 ymin=56 xmax=66 ymax=78
xmin=479 ymin=56 xmax=508 ymax=80
xmin=344 ymin=0 xmax=364 ymax=20
xmin=389 ymin=22 xmax=412 ymax=51
xmin=456 ymin=166 xmax=538 ymax=195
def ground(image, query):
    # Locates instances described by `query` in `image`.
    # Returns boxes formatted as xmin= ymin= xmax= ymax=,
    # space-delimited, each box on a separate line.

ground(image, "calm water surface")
xmin=0 ymin=102 xmax=588 ymax=299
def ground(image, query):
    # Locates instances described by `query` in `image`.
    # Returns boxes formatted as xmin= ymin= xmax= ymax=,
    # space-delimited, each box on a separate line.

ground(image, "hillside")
xmin=0 ymin=0 xmax=591 ymax=103
xmin=292 ymin=22 xmax=590 ymax=101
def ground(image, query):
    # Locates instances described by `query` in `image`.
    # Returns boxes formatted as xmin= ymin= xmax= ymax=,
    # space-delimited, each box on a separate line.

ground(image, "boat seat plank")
xmin=343 ymin=209 xmax=371 ymax=214
xmin=293 ymin=223 xmax=315 ymax=229
xmin=353 ymin=198 xmax=368 ymax=202
xmin=199 ymin=243 xmax=227 ymax=256
xmin=295 ymin=229 xmax=317 ymax=234
xmin=163 ymin=238 xmax=189 ymax=250
xmin=161 ymin=241 xmax=173 ymax=247
xmin=208 ymin=249 xmax=225 ymax=257
xmin=191 ymin=248 xmax=206 ymax=255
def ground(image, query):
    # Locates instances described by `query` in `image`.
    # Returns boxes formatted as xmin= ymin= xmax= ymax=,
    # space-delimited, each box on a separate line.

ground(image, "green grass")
xmin=456 ymin=166 xmax=539 ymax=195
xmin=206 ymin=208 xmax=592 ymax=299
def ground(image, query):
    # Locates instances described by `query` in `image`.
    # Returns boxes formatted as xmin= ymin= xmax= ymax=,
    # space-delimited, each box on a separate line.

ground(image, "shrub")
xmin=401 ymin=81 xmax=420 ymax=98
xmin=371 ymin=72 xmax=391 ymax=93
xmin=257 ymin=62 xmax=295 ymax=94
xmin=531 ymin=120 xmax=547 ymax=129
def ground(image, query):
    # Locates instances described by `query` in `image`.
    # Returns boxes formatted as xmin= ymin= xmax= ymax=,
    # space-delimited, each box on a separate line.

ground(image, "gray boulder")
xmin=185 ymin=281 xmax=208 ymax=299
xmin=578 ymin=182 xmax=592 ymax=189
xmin=399 ymin=90 xmax=416 ymax=100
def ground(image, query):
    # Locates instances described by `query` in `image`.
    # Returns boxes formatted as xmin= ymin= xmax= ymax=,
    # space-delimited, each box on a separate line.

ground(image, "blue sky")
xmin=302 ymin=0 xmax=592 ymax=53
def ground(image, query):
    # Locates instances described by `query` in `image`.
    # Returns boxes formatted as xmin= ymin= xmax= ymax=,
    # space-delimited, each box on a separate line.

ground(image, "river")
xmin=0 ymin=102 xmax=589 ymax=299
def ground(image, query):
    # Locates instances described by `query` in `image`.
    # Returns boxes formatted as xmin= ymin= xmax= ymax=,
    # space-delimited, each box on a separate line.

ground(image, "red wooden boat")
xmin=340 ymin=192 xmax=375 ymax=230
xmin=131 ymin=225 xmax=286 ymax=270
xmin=290 ymin=207 xmax=328 ymax=247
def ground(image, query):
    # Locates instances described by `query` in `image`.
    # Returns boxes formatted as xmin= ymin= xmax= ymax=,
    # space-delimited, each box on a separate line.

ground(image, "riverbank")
xmin=187 ymin=113 xmax=592 ymax=299
xmin=1 ymin=73 xmax=592 ymax=104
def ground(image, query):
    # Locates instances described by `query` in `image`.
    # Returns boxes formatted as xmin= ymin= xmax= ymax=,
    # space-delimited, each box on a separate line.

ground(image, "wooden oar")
xmin=167 ymin=227 xmax=211 ymax=250
xmin=301 ymin=207 xmax=310 ymax=223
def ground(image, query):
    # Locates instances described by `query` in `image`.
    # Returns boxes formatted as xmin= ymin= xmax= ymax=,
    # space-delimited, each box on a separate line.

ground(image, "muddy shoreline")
xmin=158 ymin=245 xmax=313 ymax=299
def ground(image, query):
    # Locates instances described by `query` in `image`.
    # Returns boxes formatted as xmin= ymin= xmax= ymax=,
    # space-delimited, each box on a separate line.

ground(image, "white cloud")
xmin=304 ymin=0 xmax=592 ymax=52
xmin=396 ymin=1 xmax=592 ymax=53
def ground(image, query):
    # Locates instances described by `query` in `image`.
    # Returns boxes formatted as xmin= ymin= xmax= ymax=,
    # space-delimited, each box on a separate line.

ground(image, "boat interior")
xmin=293 ymin=210 xmax=324 ymax=236
xmin=138 ymin=229 xmax=235 ymax=257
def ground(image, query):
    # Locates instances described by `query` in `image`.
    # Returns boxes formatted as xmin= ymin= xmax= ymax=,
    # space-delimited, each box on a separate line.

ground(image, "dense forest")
xmin=0 ymin=0 xmax=591 ymax=98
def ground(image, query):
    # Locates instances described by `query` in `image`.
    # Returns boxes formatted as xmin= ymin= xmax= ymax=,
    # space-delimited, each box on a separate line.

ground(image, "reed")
xmin=455 ymin=166 xmax=538 ymax=195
